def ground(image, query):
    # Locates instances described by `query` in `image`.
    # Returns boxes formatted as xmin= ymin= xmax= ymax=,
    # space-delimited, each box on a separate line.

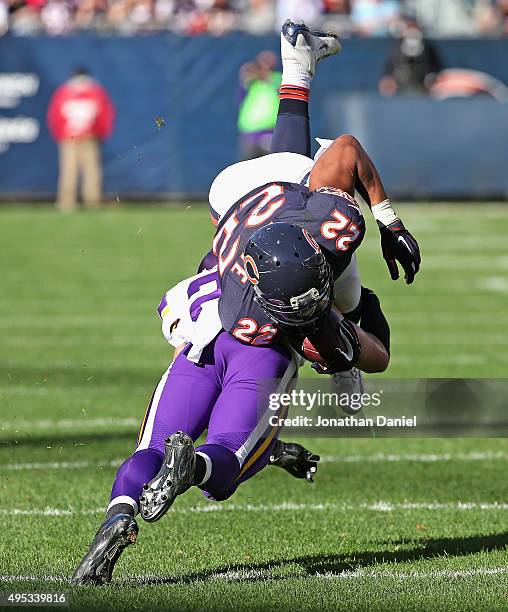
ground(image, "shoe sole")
xmin=282 ymin=19 xmax=338 ymax=46
xmin=140 ymin=432 xmax=194 ymax=523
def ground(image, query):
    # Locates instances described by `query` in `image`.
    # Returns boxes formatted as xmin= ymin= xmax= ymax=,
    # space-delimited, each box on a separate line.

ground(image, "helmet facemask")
xmin=253 ymin=261 xmax=333 ymax=331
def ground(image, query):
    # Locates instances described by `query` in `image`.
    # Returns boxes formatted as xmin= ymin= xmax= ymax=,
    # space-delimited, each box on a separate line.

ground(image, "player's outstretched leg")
xmin=70 ymin=450 xmax=159 ymax=585
xmin=70 ymin=514 xmax=138 ymax=586
xmin=272 ymin=20 xmax=341 ymax=157
xmin=72 ymin=353 xmax=220 ymax=583
xmin=139 ymin=431 xmax=196 ymax=523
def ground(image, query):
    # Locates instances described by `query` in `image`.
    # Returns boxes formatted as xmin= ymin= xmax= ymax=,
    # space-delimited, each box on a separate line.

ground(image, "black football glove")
xmin=378 ymin=219 xmax=421 ymax=284
xmin=310 ymin=318 xmax=361 ymax=375
xmin=269 ymin=440 xmax=320 ymax=482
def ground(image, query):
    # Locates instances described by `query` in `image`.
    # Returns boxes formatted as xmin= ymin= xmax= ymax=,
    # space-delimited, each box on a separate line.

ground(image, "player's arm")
xmin=309 ymin=134 xmax=386 ymax=206
xmin=309 ymin=134 xmax=421 ymax=284
xmin=302 ymin=306 xmax=389 ymax=374
xmin=355 ymin=324 xmax=390 ymax=373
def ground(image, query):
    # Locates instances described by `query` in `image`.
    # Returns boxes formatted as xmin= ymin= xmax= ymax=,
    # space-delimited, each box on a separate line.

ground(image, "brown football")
xmin=302 ymin=337 xmax=327 ymax=364
xmin=301 ymin=308 xmax=345 ymax=365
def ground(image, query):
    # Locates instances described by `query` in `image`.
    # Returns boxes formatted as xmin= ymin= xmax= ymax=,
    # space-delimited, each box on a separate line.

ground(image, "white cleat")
xmin=331 ymin=367 xmax=364 ymax=415
xmin=281 ymin=19 xmax=341 ymax=79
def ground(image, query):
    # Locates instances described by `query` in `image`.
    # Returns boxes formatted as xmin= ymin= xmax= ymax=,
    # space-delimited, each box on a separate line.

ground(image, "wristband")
xmin=372 ymin=199 xmax=398 ymax=227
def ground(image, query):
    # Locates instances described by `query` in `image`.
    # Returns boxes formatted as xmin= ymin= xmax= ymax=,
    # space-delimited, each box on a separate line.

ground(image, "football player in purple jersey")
xmin=71 ymin=19 xmax=340 ymax=586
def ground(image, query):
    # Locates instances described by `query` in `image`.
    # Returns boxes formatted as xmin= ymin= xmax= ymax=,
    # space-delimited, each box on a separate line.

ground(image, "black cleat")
xmin=71 ymin=513 xmax=138 ymax=586
xmin=269 ymin=440 xmax=320 ymax=482
xmin=139 ymin=431 xmax=196 ymax=523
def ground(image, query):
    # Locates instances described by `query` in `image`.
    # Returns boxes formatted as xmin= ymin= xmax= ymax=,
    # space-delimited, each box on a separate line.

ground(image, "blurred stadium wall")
xmin=1 ymin=34 xmax=507 ymax=201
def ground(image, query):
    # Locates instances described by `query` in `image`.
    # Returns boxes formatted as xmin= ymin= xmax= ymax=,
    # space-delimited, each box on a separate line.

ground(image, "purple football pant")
xmin=109 ymin=332 xmax=297 ymax=513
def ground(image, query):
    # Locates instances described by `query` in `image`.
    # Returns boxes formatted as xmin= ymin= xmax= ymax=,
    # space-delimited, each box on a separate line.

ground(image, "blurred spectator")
xmin=74 ymin=0 xmax=106 ymax=30
xmin=0 ymin=0 xmax=7 ymax=29
xmin=494 ymin=0 xmax=508 ymax=34
xmin=379 ymin=15 xmax=442 ymax=95
xmin=430 ymin=68 xmax=508 ymax=100
xmin=495 ymin=0 xmax=508 ymax=36
xmin=276 ymin=0 xmax=323 ymax=29
xmin=3 ymin=0 xmax=508 ymax=36
xmin=0 ymin=1 xmax=8 ymax=35
xmin=323 ymin=0 xmax=350 ymax=12
xmin=8 ymin=1 xmax=41 ymax=34
xmin=204 ymin=0 xmax=237 ymax=35
xmin=106 ymin=0 xmax=133 ymax=32
xmin=47 ymin=67 xmax=115 ymax=212
xmin=408 ymin=0 xmax=477 ymax=36
xmin=129 ymin=0 xmax=154 ymax=28
xmin=40 ymin=0 xmax=72 ymax=34
xmin=350 ymin=0 xmax=400 ymax=36
xmin=153 ymin=0 xmax=172 ymax=23
xmin=321 ymin=0 xmax=354 ymax=36
xmin=240 ymin=0 xmax=275 ymax=34
xmin=476 ymin=0 xmax=508 ymax=35
xmin=237 ymin=50 xmax=281 ymax=159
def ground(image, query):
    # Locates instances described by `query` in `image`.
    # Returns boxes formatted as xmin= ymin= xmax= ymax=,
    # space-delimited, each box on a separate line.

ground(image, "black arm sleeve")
xmin=359 ymin=287 xmax=390 ymax=354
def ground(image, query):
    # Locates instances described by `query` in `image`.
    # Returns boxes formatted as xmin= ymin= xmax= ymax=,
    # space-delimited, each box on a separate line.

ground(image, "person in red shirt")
xmin=47 ymin=67 xmax=115 ymax=212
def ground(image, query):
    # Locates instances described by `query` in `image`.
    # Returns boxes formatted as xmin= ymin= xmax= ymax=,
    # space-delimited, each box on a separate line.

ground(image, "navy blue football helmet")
xmin=243 ymin=222 xmax=333 ymax=329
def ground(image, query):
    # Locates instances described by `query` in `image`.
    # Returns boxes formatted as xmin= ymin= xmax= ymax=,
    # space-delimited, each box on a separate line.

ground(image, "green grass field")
xmin=1 ymin=203 xmax=508 ymax=610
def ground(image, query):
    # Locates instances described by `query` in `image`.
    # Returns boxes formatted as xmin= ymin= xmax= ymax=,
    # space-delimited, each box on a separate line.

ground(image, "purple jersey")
xmin=213 ymin=181 xmax=365 ymax=346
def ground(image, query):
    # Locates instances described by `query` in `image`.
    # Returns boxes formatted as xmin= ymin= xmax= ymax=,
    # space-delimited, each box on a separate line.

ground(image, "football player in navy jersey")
xmin=209 ymin=19 xmax=420 ymax=391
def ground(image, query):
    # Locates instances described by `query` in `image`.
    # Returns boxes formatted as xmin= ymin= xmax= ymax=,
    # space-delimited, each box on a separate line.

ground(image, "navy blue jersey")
xmin=213 ymin=181 xmax=365 ymax=346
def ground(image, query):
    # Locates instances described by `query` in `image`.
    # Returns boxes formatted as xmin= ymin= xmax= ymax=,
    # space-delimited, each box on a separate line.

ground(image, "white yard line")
xmin=322 ymin=567 xmax=508 ymax=580
xmin=191 ymin=501 xmax=508 ymax=512
xmin=0 ymin=575 xmax=67 ymax=583
xmin=2 ymin=459 xmax=123 ymax=471
xmin=2 ymin=566 xmax=508 ymax=584
xmin=2 ymin=450 xmax=508 ymax=472
xmin=1 ymin=417 xmax=138 ymax=431
xmin=2 ymin=500 xmax=508 ymax=518
xmin=1 ymin=337 xmax=161 ymax=348
xmin=4 ymin=508 xmax=103 ymax=516
xmin=477 ymin=276 xmax=508 ymax=293
xmin=320 ymin=451 xmax=508 ymax=463
xmin=0 ymin=386 xmax=148 ymax=396
xmin=0 ymin=315 xmax=145 ymax=329
xmin=213 ymin=567 xmax=508 ymax=581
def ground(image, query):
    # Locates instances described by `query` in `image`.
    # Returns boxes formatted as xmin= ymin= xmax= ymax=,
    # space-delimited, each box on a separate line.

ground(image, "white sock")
xmin=281 ymin=62 xmax=311 ymax=90
xmin=107 ymin=495 xmax=139 ymax=516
